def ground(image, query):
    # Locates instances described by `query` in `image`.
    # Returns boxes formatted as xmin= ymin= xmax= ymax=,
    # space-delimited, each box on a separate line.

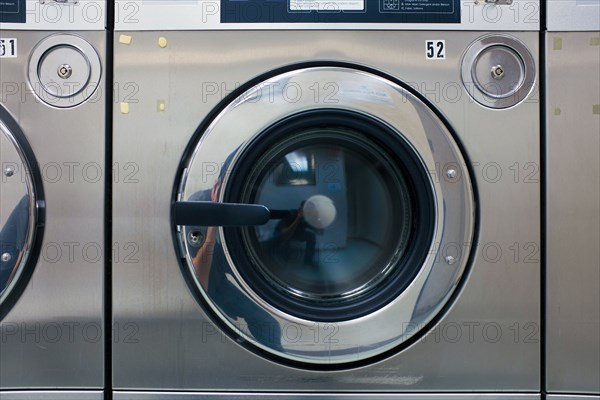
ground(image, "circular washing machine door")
xmin=0 ymin=107 xmax=44 ymax=317
xmin=173 ymin=66 xmax=475 ymax=367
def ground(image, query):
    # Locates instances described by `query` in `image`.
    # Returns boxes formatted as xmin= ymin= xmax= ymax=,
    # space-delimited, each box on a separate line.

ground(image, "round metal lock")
xmin=28 ymin=34 xmax=102 ymax=108
xmin=57 ymin=64 xmax=73 ymax=79
xmin=38 ymin=46 xmax=90 ymax=98
xmin=473 ymin=46 xmax=524 ymax=98
xmin=461 ymin=35 xmax=536 ymax=109
xmin=491 ymin=64 xmax=506 ymax=80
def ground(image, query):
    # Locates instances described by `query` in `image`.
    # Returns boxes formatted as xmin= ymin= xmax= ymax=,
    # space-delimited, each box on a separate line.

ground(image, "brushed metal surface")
xmin=547 ymin=396 xmax=600 ymax=400
xmin=114 ymin=393 xmax=541 ymax=400
xmin=0 ymin=391 xmax=104 ymax=400
xmin=547 ymin=0 xmax=600 ymax=32
xmin=112 ymin=30 xmax=540 ymax=391
xmin=546 ymin=32 xmax=600 ymax=395
xmin=0 ymin=31 xmax=105 ymax=389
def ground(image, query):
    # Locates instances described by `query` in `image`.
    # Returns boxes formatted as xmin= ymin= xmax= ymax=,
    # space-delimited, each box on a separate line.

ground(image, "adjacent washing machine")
xmin=546 ymin=1 xmax=600 ymax=398
xmin=1 ymin=1 xmax=106 ymax=397
xmin=113 ymin=1 xmax=541 ymax=398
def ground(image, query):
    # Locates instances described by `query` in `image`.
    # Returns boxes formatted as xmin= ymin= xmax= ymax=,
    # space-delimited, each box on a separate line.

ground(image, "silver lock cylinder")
xmin=28 ymin=34 xmax=101 ymax=108
xmin=57 ymin=64 xmax=73 ymax=79
xmin=491 ymin=65 xmax=506 ymax=80
xmin=461 ymin=35 xmax=536 ymax=109
xmin=37 ymin=45 xmax=91 ymax=98
xmin=473 ymin=45 xmax=525 ymax=98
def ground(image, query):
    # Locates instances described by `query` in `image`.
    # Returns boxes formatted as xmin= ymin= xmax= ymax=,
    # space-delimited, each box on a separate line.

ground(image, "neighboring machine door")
xmin=172 ymin=66 xmax=476 ymax=366
xmin=0 ymin=108 xmax=44 ymax=318
xmin=0 ymin=31 xmax=105 ymax=396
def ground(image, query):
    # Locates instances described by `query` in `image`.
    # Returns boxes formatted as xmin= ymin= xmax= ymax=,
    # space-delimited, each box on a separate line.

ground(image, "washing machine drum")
xmin=173 ymin=66 xmax=475 ymax=367
xmin=0 ymin=107 xmax=44 ymax=317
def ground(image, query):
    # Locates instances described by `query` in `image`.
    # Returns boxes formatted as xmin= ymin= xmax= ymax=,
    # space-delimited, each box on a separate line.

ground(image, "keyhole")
xmin=58 ymin=64 xmax=73 ymax=79
xmin=491 ymin=65 xmax=505 ymax=80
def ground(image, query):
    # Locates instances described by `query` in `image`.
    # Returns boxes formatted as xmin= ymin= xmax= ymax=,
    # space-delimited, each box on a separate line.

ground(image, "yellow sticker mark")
xmin=157 ymin=100 xmax=166 ymax=112
xmin=158 ymin=37 xmax=168 ymax=48
xmin=119 ymin=35 xmax=133 ymax=45
xmin=120 ymin=102 xmax=130 ymax=114
xmin=590 ymin=37 xmax=600 ymax=46
xmin=553 ymin=37 xmax=563 ymax=51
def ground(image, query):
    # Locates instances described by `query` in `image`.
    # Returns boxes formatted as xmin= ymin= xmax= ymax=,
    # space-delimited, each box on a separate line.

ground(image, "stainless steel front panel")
xmin=113 ymin=31 xmax=540 ymax=391
xmin=0 ymin=391 xmax=104 ymax=400
xmin=115 ymin=393 xmax=542 ymax=400
xmin=546 ymin=31 xmax=600 ymax=395
xmin=547 ymin=396 xmax=600 ymax=400
xmin=547 ymin=0 xmax=600 ymax=32
xmin=0 ymin=31 xmax=105 ymax=389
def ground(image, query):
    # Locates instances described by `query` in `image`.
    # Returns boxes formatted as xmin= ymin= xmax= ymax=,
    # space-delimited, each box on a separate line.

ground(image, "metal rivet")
xmin=57 ymin=64 xmax=73 ymax=79
xmin=1 ymin=253 xmax=12 ymax=263
xmin=188 ymin=230 xmax=205 ymax=247
xmin=3 ymin=166 xmax=15 ymax=177
xmin=446 ymin=169 xmax=457 ymax=179
xmin=445 ymin=256 xmax=456 ymax=265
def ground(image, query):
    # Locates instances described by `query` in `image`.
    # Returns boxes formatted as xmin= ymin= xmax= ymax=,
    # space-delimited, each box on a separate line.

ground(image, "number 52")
xmin=426 ymin=40 xmax=446 ymax=60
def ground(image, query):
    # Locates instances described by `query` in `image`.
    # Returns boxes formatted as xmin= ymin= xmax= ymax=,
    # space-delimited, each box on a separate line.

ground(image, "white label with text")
xmin=0 ymin=38 xmax=17 ymax=58
xmin=426 ymin=40 xmax=446 ymax=60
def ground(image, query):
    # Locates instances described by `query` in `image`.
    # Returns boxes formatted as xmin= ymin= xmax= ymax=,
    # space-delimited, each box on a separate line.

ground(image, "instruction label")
xmin=290 ymin=0 xmax=364 ymax=11
xmin=0 ymin=0 xmax=25 ymax=23
xmin=221 ymin=0 xmax=460 ymax=23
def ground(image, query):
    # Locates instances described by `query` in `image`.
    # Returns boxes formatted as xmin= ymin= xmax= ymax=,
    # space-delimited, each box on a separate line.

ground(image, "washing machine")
xmin=546 ymin=1 xmax=600 ymax=399
xmin=113 ymin=0 xmax=541 ymax=398
xmin=0 ymin=1 xmax=106 ymax=398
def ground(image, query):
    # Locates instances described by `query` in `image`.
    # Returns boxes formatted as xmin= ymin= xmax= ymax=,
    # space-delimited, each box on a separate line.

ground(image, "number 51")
xmin=0 ymin=39 xmax=17 ymax=58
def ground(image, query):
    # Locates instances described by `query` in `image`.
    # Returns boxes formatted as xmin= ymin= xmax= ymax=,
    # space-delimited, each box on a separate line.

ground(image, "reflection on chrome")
xmin=0 ymin=123 xmax=37 ymax=305
xmin=0 ymin=196 xmax=30 ymax=294
xmin=176 ymin=66 xmax=475 ymax=365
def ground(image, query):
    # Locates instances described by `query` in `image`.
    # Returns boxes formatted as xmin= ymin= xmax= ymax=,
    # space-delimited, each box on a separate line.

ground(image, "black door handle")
xmin=173 ymin=201 xmax=292 ymax=227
